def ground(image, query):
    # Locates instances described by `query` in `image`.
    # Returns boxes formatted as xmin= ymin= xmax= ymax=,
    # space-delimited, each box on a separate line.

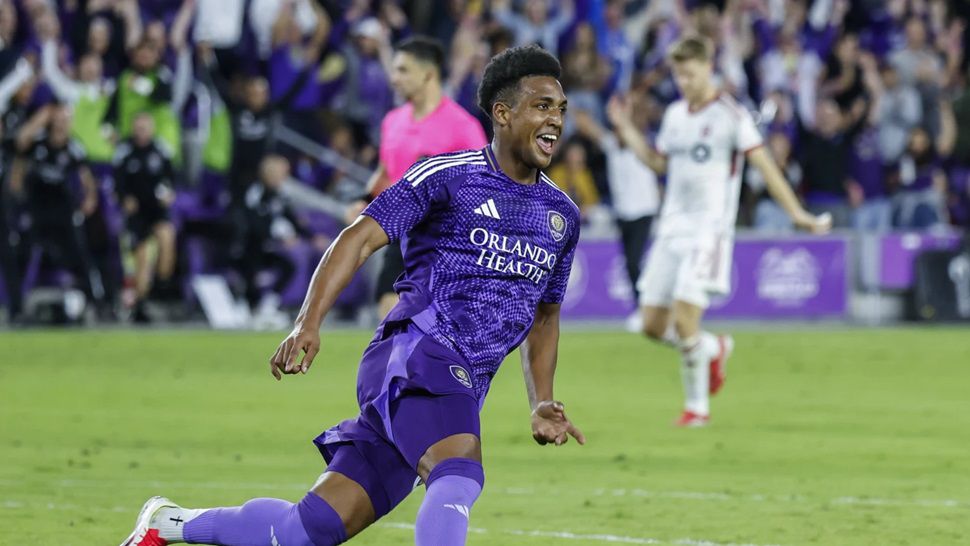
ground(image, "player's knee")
xmin=297 ymin=492 xmax=349 ymax=545
xmin=427 ymin=457 xmax=485 ymax=503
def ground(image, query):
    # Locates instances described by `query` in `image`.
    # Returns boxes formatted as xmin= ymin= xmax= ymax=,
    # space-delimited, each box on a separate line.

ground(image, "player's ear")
xmin=492 ymin=101 xmax=511 ymax=128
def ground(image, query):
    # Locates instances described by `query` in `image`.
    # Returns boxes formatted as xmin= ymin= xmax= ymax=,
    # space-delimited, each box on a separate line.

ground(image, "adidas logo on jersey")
xmin=474 ymin=199 xmax=501 ymax=219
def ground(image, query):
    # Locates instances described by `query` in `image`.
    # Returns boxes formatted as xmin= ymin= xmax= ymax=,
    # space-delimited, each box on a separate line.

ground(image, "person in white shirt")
xmin=575 ymin=105 xmax=660 ymax=326
xmin=608 ymin=35 xmax=831 ymax=427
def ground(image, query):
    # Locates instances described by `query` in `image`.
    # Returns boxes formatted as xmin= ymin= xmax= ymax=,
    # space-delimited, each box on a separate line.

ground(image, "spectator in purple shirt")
xmin=334 ymin=17 xmax=393 ymax=148
xmin=848 ymin=125 xmax=892 ymax=232
xmin=891 ymin=99 xmax=956 ymax=230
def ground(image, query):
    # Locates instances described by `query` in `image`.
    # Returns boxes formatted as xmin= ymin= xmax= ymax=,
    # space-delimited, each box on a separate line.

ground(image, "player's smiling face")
xmin=507 ymin=75 xmax=566 ymax=170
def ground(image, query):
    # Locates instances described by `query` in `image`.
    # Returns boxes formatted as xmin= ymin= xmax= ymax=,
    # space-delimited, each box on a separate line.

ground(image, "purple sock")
xmin=183 ymin=494 xmax=346 ymax=546
xmin=414 ymin=458 xmax=484 ymax=546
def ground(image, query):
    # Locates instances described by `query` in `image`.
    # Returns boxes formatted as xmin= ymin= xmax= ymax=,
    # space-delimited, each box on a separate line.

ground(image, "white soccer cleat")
xmin=120 ymin=496 xmax=179 ymax=546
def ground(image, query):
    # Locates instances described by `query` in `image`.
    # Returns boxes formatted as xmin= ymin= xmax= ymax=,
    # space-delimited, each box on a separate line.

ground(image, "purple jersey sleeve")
xmin=362 ymin=161 xmax=447 ymax=243
xmin=540 ymin=222 xmax=578 ymax=304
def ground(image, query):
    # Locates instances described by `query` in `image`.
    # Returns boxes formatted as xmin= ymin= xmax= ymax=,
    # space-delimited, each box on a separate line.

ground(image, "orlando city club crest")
xmin=450 ymin=365 xmax=473 ymax=389
xmin=548 ymin=211 xmax=567 ymax=242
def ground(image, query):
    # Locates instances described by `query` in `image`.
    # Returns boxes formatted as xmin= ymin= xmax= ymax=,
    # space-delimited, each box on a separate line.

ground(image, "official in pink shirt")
xmin=363 ymin=36 xmax=488 ymax=317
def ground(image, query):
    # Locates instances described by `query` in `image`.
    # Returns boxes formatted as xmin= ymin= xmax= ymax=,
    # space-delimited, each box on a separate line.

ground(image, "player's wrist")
xmin=531 ymin=399 xmax=557 ymax=413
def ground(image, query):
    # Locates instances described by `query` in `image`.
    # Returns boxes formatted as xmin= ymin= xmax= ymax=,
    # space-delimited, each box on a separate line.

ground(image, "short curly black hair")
xmin=477 ymin=45 xmax=562 ymax=118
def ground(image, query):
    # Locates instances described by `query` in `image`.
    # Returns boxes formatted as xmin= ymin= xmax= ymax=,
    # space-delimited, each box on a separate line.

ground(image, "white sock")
xmin=151 ymin=507 xmax=205 ymax=542
xmin=679 ymin=332 xmax=718 ymax=415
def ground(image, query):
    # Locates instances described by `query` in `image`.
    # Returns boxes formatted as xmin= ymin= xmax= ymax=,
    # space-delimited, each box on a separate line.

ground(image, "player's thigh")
xmin=640 ymin=305 xmax=671 ymax=340
xmin=311 ymin=435 xmax=422 ymax=538
xmin=671 ymin=298 xmax=706 ymax=339
xmin=390 ymin=391 xmax=482 ymax=482
xmin=637 ymin=239 xmax=680 ymax=308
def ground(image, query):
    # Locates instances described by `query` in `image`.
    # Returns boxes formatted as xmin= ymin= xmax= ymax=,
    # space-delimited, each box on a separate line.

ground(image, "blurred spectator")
xmin=848 ymin=124 xmax=892 ymax=232
xmin=40 ymin=18 xmax=116 ymax=166
xmin=267 ymin=0 xmax=329 ymax=135
xmin=796 ymin=96 xmax=870 ymax=228
xmin=249 ymin=0 xmax=320 ymax=60
xmin=0 ymin=58 xmax=34 ymax=322
xmin=746 ymin=132 xmax=802 ymax=233
xmin=1 ymin=60 xmax=35 ymax=147
xmin=230 ymin=155 xmax=313 ymax=327
xmin=199 ymin=40 xmax=311 ymax=203
xmin=334 ymin=17 xmax=394 ymax=148
xmin=75 ymin=0 xmax=143 ymax=78
xmin=600 ymin=0 xmax=636 ymax=94
xmin=820 ymin=33 xmax=866 ymax=111
xmin=490 ymin=0 xmax=574 ymax=55
xmin=194 ymin=0 xmax=245 ymax=52
xmin=113 ymin=113 xmax=177 ymax=322
xmin=560 ymin=22 xmax=612 ymax=127
xmin=9 ymin=105 xmax=106 ymax=310
xmin=891 ymin=98 xmax=956 ymax=230
xmin=546 ymin=138 xmax=600 ymax=217
xmin=873 ymin=62 xmax=921 ymax=165
xmin=103 ymin=39 xmax=181 ymax=162
xmin=890 ymin=15 xmax=944 ymax=135
xmin=576 ymin=106 xmax=660 ymax=308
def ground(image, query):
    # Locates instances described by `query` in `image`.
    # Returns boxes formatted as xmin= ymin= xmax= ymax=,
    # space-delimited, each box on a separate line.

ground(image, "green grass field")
xmin=2 ymin=327 xmax=969 ymax=545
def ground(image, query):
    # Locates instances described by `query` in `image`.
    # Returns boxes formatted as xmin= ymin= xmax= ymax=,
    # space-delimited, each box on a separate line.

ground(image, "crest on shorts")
xmin=548 ymin=211 xmax=567 ymax=242
xmin=450 ymin=365 xmax=473 ymax=389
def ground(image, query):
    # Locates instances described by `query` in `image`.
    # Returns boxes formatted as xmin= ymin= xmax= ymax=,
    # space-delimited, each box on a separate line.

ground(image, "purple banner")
xmin=879 ymin=233 xmax=962 ymax=290
xmin=561 ymin=237 xmax=849 ymax=320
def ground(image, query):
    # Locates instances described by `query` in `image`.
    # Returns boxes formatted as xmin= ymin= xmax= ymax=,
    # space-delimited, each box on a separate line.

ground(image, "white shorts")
xmin=636 ymin=235 xmax=733 ymax=309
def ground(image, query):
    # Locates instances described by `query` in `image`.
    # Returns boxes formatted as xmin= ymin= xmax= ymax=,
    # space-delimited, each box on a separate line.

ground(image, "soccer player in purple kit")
xmin=120 ymin=44 xmax=584 ymax=546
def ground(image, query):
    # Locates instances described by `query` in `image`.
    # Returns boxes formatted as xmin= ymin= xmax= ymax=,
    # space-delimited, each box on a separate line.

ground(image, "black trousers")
xmin=29 ymin=212 xmax=105 ymax=304
xmin=616 ymin=215 xmax=653 ymax=306
xmin=0 ymin=218 xmax=23 ymax=317
xmin=236 ymin=246 xmax=297 ymax=308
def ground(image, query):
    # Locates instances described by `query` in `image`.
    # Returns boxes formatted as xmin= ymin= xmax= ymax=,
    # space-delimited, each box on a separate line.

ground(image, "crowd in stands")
xmin=1 ymin=0 xmax=969 ymax=323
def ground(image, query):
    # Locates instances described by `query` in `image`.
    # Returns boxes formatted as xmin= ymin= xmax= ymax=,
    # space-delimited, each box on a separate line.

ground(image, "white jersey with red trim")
xmin=654 ymin=93 xmax=763 ymax=239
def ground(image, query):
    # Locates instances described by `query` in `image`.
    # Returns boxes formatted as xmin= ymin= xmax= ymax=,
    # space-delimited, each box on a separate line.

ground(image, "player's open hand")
xmin=531 ymin=400 xmax=586 ymax=447
xmin=270 ymin=326 xmax=320 ymax=380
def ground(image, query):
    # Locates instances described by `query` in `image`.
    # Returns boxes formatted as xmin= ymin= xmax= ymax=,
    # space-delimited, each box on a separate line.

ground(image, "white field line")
xmin=379 ymin=521 xmax=782 ymax=546
xmin=3 ymin=478 xmax=967 ymax=510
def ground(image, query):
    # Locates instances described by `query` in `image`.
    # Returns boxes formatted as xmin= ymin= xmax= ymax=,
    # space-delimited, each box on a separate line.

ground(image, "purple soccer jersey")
xmin=363 ymin=146 xmax=580 ymax=400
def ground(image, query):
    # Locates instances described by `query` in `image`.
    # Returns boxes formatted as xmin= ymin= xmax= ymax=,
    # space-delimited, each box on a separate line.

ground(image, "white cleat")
xmin=120 ymin=496 xmax=179 ymax=546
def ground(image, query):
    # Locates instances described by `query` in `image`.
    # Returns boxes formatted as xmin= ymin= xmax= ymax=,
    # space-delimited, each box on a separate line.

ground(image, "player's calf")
xmin=122 ymin=493 xmax=348 ymax=546
xmin=415 ymin=457 xmax=485 ymax=546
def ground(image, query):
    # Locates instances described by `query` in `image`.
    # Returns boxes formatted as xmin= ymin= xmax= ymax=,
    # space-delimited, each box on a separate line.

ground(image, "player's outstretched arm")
xmin=270 ymin=216 xmax=389 ymax=379
xmin=520 ymin=302 xmax=586 ymax=447
xmin=606 ymin=95 xmax=667 ymax=174
xmin=747 ymin=146 xmax=832 ymax=234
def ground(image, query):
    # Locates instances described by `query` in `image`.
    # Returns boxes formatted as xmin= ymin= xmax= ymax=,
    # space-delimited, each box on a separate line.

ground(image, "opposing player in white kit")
xmin=608 ymin=36 xmax=832 ymax=427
